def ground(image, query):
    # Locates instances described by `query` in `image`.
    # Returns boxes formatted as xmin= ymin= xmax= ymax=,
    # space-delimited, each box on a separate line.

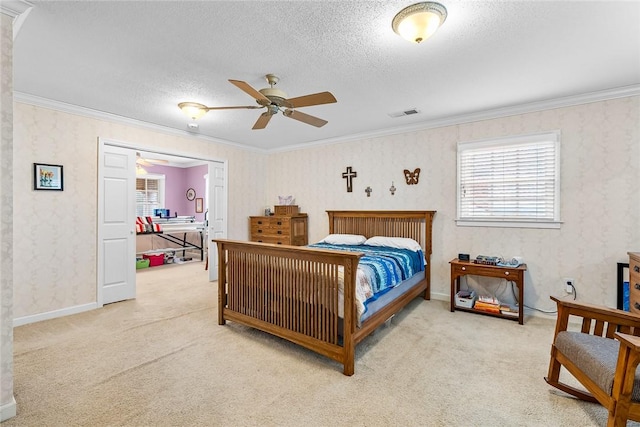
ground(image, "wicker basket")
xmin=274 ymin=205 xmax=299 ymax=216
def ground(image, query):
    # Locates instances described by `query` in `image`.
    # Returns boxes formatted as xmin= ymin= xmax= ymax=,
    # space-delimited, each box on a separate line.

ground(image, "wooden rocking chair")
xmin=545 ymin=296 xmax=640 ymax=426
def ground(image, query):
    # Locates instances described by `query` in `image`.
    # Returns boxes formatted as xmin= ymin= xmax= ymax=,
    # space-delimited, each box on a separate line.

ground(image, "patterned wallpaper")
xmin=8 ymin=74 xmax=640 ymax=323
xmin=1 ymin=11 xmax=15 ymax=418
xmin=267 ymin=97 xmax=640 ymax=311
xmin=12 ymin=103 xmax=267 ymax=319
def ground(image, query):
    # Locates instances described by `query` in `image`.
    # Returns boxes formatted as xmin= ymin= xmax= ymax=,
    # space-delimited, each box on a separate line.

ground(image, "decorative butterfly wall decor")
xmin=403 ymin=168 xmax=421 ymax=185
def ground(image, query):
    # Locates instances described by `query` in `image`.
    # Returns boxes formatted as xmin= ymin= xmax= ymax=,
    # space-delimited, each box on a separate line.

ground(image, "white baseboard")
xmin=0 ymin=396 xmax=16 ymax=422
xmin=430 ymin=292 xmax=450 ymax=303
xmin=13 ymin=302 xmax=99 ymax=327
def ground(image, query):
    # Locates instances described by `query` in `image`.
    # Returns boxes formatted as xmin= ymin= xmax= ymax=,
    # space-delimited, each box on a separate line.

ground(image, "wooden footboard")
xmin=216 ymin=239 xmax=362 ymax=375
xmin=216 ymin=210 xmax=436 ymax=375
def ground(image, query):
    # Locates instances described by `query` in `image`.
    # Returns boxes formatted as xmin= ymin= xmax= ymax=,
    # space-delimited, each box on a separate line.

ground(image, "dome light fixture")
xmin=392 ymin=2 xmax=447 ymax=44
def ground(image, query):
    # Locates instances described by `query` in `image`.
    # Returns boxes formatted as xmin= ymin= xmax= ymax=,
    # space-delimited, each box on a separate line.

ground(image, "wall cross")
xmin=342 ymin=166 xmax=357 ymax=193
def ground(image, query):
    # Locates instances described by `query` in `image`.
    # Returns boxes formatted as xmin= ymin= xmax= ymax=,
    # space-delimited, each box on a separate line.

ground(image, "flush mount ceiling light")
xmin=392 ymin=2 xmax=447 ymax=44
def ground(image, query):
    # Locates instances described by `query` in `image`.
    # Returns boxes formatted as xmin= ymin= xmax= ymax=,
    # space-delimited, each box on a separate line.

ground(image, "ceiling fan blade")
xmin=284 ymin=91 xmax=336 ymax=109
xmin=205 ymin=105 xmax=263 ymax=111
xmin=229 ymin=79 xmax=270 ymax=103
xmin=136 ymin=152 xmax=168 ymax=166
xmin=283 ymin=109 xmax=328 ymax=127
xmin=252 ymin=112 xmax=273 ymax=130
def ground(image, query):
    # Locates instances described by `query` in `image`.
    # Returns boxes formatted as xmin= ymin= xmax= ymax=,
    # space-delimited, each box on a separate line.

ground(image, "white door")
xmin=98 ymin=144 xmax=136 ymax=304
xmin=208 ymin=161 xmax=227 ymax=281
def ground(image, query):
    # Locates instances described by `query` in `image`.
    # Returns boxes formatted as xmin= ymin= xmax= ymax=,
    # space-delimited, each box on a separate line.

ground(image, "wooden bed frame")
xmin=214 ymin=210 xmax=436 ymax=375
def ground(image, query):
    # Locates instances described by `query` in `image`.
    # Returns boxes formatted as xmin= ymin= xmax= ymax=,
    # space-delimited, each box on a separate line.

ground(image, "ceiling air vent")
xmin=388 ymin=108 xmax=420 ymax=118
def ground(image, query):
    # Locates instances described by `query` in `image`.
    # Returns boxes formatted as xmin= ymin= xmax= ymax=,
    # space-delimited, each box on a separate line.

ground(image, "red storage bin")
xmin=143 ymin=253 xmax=164 ymax=267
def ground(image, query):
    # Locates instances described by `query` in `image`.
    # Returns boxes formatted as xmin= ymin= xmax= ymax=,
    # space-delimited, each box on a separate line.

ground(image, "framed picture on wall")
xmin=195 ymin=197 xmax=203 ymax=213
xmin=34 ymin=163 xmax=63 ymax=191
xmin=186 ymin=187 xmax=196 ymax=201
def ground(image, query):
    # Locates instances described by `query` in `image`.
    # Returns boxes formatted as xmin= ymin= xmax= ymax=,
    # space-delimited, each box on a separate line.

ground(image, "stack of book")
xmin=474 ymin=296 xmax=501 ymax=313
xmin=499 ymin=304 xmax=519 ymax=317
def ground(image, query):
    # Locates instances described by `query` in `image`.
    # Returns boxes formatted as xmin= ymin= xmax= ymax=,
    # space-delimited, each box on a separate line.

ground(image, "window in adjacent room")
xmin=456 ymin=131 xmax=560 ymax=228
xmin=136 ymin=174 xmax=165 ymax=217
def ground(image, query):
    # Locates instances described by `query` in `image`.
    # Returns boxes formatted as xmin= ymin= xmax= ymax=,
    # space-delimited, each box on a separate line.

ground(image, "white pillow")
xmin=364 ymin=236 xmax=422 ymax=252
xmin=318 ymin=234 xmax=367 ymax=245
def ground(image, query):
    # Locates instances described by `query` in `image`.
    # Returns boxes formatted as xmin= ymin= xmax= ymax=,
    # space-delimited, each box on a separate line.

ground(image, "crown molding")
xmin=1 ymin=0 xmax=32 ymax=18
xmin=1 ymin=0 xmax=33 ymax=40
xmin=15 ymin=84 xmax=640 ymax=155
xmin=270 ymin=84 xmax=640 ymax=153
xmin=14 ymin=92 xmax=267 ymax=154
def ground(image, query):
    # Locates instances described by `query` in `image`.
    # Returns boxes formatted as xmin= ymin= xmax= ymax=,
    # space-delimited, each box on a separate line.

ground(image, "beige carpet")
xmin=3 ymin=261 xmax=635 ymax=426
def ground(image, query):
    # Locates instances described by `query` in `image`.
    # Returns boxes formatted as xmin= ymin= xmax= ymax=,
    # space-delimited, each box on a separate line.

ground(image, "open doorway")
xmin=134 ymin=150 xmax=208 ymax=270
xmin=97 ymin=138 xmax=227 ymax=307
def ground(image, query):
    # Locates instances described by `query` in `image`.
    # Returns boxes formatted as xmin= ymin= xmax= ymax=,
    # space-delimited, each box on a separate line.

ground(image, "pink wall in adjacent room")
xmin=144 ymin=163 xmax=208 ymax=222
xmin=186 ymin=164 xmax=208 ymax=222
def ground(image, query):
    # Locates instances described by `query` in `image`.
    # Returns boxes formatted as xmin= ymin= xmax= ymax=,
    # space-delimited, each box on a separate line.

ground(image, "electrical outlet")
xmin=564 ymin=277 xmax=575 ymax=293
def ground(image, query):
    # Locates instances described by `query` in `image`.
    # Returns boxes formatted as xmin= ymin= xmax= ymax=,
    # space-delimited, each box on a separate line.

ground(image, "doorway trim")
xmin=97 ymin=137 xmax=228 ymax=307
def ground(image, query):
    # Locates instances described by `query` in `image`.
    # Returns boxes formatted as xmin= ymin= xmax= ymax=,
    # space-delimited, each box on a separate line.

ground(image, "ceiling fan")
xmin=178 ymin=74 xmax=337 ymax=130
xmin=136 ymin=152 xmax=168 ymax=167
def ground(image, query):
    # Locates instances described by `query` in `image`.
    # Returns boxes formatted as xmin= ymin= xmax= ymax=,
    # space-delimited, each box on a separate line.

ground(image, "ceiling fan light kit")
xmin=178 ymin=102 xmax=209 ymax=120
xmin=136 ymin=152 xmax=169 ymax=169
xmin=392 ymin=2 xmax=447 ymax=44
xmin=178 ymin=74 xmax=337 ymax=130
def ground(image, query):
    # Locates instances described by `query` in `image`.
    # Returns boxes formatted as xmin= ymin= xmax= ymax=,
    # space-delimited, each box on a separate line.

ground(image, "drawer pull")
xmin=635 ymin=302 xmax=640 ymax=310
xmin=636 ymin=283 xmax=640 ymax=290
xmin=504 ymin=272 xmax=510 ymax=276
xmin=257 ymin=230 xmax=262 ymax=233
xmin=277 ymin=221 xmax=282 ymax=225
xmin=258 ymin=221 xmax=263 ymax=225
xmin=461 ymin=267 xmax=466 ymax=271
xmin=277 ymin=242 xmax=282 ymax=245
xmin=635 ymin=266 xmax=640 ymax=273
xmin=277 ymin=231 xmax=282 ymax=234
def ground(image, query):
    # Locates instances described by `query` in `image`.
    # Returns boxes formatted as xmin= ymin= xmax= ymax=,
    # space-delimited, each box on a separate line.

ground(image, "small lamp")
xmin=392 ymin=2 xmax=447 ymax=44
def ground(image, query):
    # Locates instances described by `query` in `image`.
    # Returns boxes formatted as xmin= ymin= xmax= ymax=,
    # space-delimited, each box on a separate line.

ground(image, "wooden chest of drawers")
xmin=249 ymin=214 xmax=308 ymax=246
xmin=629 ymin=252 xmax=640 ymax=314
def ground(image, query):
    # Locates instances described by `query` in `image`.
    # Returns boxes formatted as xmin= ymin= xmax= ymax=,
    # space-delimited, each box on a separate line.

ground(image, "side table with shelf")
xmin=450 ymin=258 xmax=527 ymax=325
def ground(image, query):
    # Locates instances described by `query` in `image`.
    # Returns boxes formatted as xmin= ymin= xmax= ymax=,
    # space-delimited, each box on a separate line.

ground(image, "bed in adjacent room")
xmin=214 ymin=210 xmax=436 ymax=375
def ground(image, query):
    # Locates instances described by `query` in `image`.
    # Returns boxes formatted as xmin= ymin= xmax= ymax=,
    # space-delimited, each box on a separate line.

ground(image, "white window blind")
xmin=136 ymin=175 xmax=165 ymax=217
xmin=457 ymin=132 xmax=560 ymax=228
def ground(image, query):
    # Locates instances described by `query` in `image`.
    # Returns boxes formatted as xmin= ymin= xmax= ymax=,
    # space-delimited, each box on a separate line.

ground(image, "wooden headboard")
xmin=326 ymin=210 xmax=436 ymax=256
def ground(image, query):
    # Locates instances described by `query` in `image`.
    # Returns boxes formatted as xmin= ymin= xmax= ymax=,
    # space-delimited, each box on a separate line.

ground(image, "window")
xmin=457 ymin=132 xmax=560 ymax=228
xmin=136 ymin=175 xmax=165 ymax=217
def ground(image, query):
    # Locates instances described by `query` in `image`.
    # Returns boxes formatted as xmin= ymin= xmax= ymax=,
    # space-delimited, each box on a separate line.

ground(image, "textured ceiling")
xmin=13 ymin=0 xmax=640 ymax=152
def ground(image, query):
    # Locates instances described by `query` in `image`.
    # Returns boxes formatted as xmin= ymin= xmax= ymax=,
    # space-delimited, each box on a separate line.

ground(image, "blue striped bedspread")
xmin=308 ymin=243 xmax=424 ymax=320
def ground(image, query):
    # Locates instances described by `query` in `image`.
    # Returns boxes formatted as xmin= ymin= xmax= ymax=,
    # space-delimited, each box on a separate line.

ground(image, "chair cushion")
xmin=556 ymin=331 xmax=640 ymax=401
